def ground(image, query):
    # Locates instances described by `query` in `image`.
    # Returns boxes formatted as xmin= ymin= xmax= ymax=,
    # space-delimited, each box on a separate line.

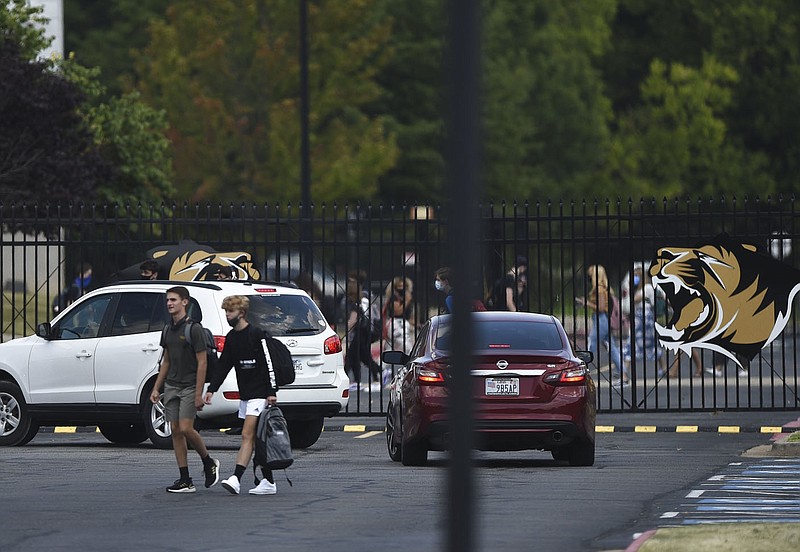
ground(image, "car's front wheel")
xmin=99 ymin=422 xmax=148 ymax=445
xmin=386 ymin=407 xmax=401 ymax=462
xmin=142 ymin=389 xmax=173 ymax=449
xmin=288 ymin=417 xmax=324 ymax=449
xmin=0 ymin=381 xmax=38 ymax=446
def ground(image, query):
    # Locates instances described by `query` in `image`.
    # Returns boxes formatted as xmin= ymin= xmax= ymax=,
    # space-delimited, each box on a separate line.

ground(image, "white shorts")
xmin=238 ymin=398 xmax=267 ymax=419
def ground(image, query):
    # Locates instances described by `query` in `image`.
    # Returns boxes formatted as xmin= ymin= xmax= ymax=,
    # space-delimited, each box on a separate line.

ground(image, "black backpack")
xmin=160 ymin=320 xmax=219 ymax=383
xmin=249 ymin=327 xmax=295 ymax=388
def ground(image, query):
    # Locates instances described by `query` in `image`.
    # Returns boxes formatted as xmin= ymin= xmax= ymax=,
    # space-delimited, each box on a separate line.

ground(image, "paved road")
xmin=2 ymin=412 xmax=798 ymax=552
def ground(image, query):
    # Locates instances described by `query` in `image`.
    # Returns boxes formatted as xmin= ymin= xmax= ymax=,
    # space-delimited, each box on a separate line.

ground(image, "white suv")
xmin=0 ymin=280 xmax=349 ymax=449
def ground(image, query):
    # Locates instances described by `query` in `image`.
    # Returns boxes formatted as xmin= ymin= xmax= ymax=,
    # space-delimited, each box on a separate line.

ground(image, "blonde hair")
xmin=221 ymin=295 xmax=249 ymax=313
xmin=587 ymin=264 xmax=609 ymax=290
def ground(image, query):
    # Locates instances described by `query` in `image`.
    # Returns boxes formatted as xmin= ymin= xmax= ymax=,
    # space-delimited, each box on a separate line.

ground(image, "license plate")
xmin=485 ymin=377 xmax=519 ymax=396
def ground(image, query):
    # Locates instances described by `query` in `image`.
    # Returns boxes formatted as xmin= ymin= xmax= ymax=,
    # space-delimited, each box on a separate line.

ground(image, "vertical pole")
xmin=445 ymin=1 xmax=481 ymax=551
xmin=299 ymin=0 xmax=312 ymax=267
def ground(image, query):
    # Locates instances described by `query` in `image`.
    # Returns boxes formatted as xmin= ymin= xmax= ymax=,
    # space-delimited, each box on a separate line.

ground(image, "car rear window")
xmin=246 ymin=294 xmax=327 ymax=336
xmin=435 ymin=320 xmax=563 ymax=351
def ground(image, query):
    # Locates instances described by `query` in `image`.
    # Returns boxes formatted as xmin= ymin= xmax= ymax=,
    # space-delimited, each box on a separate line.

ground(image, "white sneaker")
xmin=221 ymin=475 xmax=240 ymax=495
xmin=249 ymin=479 xmax=277 ymax=495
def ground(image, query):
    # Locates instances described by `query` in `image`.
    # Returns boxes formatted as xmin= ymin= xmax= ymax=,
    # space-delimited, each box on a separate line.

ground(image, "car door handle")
xmin=306 ymin=360 xmax=324 ymax=366
xmin=75 ymin=351 xmax=93 ymax=358
xmin=142 ymin=346 xmax=161 ymax=352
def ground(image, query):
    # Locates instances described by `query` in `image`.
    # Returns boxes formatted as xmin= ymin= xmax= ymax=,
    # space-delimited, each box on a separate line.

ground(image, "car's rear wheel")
xmin=288 ymin=417 xmax=324 ymax=449
xmin=401 ymin=437 xmax=428 ymax=466
xmin=551 ymin=448 xmax=569 ymax=462
xmin=0 ymin=382 xmax=38 ymax=446
xmin=386 ymin=407 xmax=401 ymax=462
xmin=567 ymin=437 xmax=595 ymax=467
xmin=99 ymin=422 xmax=148 ymax=445
xmin=142 ymin=388 xmax=173 ymax=449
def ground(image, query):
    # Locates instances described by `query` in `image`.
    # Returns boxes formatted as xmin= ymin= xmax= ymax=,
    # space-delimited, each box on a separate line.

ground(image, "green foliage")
xmin=482 ymin=0 xmax=616 ymax=201
xmin=134 ymin=0 xmax=398 ymax=204
xmin=607 ymin=56 xmax=773 ymax=197
xmin=63 ymin=0 xmax=171 ymax=95
xmin=0 ymin=0 xmax=50 ymax=61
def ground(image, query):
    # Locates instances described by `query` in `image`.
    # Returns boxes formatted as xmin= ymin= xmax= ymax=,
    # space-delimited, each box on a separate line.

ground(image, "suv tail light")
xmin=543 ymin=365 xmax=588 ymax=386
xmin=324 ymin=334 xmax=342 ymax=354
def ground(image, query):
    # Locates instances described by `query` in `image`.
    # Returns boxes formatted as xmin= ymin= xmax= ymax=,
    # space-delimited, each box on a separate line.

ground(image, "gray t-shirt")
xmin=161 ymin=317 xmax=206 ymax=387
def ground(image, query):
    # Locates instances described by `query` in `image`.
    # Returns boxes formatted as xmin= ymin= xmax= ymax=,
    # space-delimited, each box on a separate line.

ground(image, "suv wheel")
xmin=0 ymin=381 xmax=39 ymax=446
xmin=287 ymin=417 xmax=324 ymax=449
xmin=99 ymin=422 xmax=148 ymax=445
xmin=143 ymin=389 xmax=173 ymax=449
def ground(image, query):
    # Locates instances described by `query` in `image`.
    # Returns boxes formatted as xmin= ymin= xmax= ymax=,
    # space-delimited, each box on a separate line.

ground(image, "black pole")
xmin=445 ymin=1 xmax=481 ymax=552
xmin=299 ymin=0 xmax=311 ymax=215
xmin=299 ymin=0 xmax=312 ymax=265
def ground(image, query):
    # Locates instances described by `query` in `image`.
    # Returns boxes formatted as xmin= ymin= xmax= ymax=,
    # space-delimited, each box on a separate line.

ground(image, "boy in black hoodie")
xmin=205 ymin=295 xmax=279 ymax=495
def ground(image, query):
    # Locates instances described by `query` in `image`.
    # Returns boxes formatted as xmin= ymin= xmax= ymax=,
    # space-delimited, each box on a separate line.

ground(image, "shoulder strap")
xmin=183 ymin=320 xmax=193 ymax=346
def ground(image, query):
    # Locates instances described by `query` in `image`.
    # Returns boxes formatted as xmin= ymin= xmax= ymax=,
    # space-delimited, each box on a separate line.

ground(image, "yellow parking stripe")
xmin=760 ymin=426 xmax=783 ymax=433
xmin=355 ymin=431 xmax=383 ymax=439
xmin=595 ymin=426 xmax=615 ymax=432
xmin=675 ymin=426 xmax=698 ymax=433
xmin=718 ymin=426 xmax=740 ymax=433
xmin=54 ymin=426 xmax=77 ymax=433
xmin=343 ymin=425 xmax=366 ymax=432
xmin=635 ymin=425 xmax=656 ymax=433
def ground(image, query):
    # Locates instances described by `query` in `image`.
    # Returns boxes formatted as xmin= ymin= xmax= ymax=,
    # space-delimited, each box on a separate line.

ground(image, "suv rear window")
xmin=436 ymin=320 xmax=563 ymax=351
xmin=246 ymin=294 xmax=326 ymax=336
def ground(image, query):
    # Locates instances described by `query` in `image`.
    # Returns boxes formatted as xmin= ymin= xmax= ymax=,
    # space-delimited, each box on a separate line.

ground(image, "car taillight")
xmin=222 ymin=391 xmax=240 ymax=400
xmin=417 ymin=367 xmax=446 ymax=383
xmin=543 ymin=366 xmax=588 ymax=385
xmin=324 ymin=335 xmax=342 ymax=354
xmin=214 ymin=335 xmax=226 ymax=352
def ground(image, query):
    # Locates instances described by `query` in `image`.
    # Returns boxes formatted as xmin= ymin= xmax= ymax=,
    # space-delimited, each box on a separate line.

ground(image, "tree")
xmin=372 ymin=0 xmax=446 ymax=203
xmin=59 ymin=61 xmax=174 ymax=205
xmin=134 ymin=0 xmax=398 ymax=204
xmin=0 ymin=37 xmax=109 ymax=209
xmin=606 ymin=56 xmax=773 ymax=198
xmin=0 ymin=1 xmax=173 ymax=210
xmin=481 ymin=0 xmax=617 ymax=201
xmin=63 ymin=0 xmax=171 ymax=96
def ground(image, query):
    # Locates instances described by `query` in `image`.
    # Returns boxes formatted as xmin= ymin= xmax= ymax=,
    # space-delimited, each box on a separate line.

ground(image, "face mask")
xmin=434 ymin=280 xmax=444 ymax=291
xmin=227 ymin=316 xmax=240 ymax=328
xmin=633 ymin=276 xmax=641 ymax=288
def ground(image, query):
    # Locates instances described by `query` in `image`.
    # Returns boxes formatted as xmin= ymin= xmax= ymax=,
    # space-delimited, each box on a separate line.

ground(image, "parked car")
xmin=382 ymin=312 xmax=596 ymax=466
xmin=0 ymin=280 xmax=348 ymax=449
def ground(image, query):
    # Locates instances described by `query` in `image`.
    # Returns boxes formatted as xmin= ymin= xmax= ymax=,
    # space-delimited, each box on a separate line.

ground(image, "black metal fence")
xmin=1 ymin=196 xmax=798 ymax=414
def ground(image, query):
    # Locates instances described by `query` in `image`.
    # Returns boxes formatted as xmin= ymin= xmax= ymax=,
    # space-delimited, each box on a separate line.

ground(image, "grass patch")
xmin=787 ymin=431 xmax=800 ymax=443
xmin=640 ymin=523 xmax=800 ymax=552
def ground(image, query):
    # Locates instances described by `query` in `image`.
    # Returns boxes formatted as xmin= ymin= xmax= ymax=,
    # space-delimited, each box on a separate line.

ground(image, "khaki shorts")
xmin=163 ymin=383 xmax=197 ymax=422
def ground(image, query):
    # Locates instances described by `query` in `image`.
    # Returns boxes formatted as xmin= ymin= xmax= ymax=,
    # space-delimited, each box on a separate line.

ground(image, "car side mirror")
xmin=36 ymin=322 xmax=53 ymax=339
xmin=382 ymin=350 xmax=409 ymax=365
xmin=575 ymin=351 xmax=593 ymax=365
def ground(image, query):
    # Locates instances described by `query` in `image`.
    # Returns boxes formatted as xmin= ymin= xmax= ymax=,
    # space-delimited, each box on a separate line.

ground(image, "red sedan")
xmin=382 ymin=312 xmax=596 ymax=466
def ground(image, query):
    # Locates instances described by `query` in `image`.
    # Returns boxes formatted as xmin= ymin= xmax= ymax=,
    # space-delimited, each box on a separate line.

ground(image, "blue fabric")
xmin=588 ymin=312 xmax=625 ymax=377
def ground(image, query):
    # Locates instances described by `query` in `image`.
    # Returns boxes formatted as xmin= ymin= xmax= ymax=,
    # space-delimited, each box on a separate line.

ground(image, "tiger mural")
xmin=149 ymin=240 xmax=260 ymax=281
xmin=649 ymin=234 xmax=800 ymax=366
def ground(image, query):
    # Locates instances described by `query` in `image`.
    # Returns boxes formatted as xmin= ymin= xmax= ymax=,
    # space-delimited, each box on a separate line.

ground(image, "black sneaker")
xmin=166 ymin=479 xmax=196 ymax=493
xmin=204 ymin=458 xmax=220 ymax=488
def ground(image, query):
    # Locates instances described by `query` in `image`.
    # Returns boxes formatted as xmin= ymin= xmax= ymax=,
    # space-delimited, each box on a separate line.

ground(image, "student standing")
xmin=150 ymin=286 xmax=220 ymax=493
xmin=205 ymin=295 xmax=279 ymax=495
